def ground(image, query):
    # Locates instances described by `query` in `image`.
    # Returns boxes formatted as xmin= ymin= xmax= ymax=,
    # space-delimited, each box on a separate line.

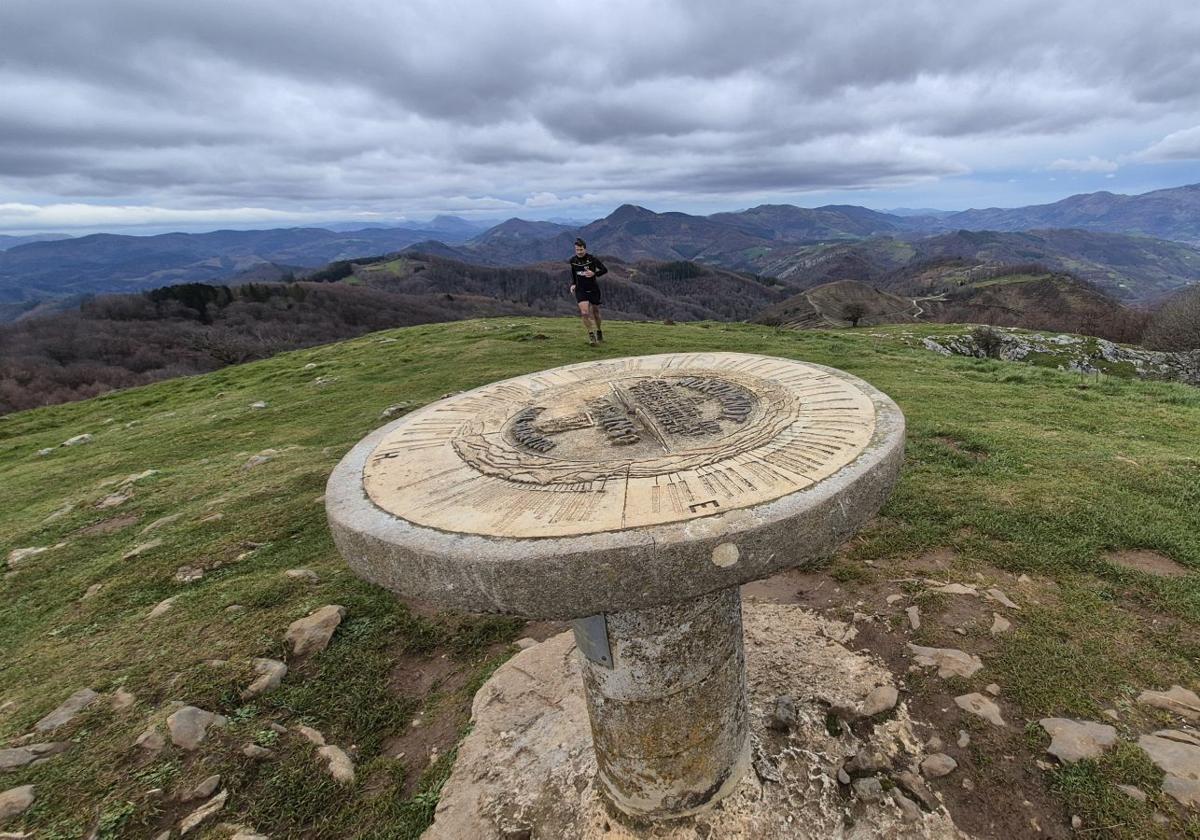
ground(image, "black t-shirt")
xmin=568 ymin=253 xmax=607 ymax=288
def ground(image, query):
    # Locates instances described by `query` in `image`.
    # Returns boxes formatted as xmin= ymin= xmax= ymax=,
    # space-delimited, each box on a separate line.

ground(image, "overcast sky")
xmin=1 ymin=0 xmax=1199 ymax=234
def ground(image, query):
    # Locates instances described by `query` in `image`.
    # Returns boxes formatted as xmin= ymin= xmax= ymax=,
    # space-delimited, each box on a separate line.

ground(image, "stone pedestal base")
xmin=576 ymin=587 xmax=750 ymax=819
xmin=423 ymin=603 xmax=967 ymax=840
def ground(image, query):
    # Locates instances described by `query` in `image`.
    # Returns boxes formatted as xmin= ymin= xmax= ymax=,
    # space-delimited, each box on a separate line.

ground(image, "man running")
xmin=569 ymin=238 xmax=607 ymax=345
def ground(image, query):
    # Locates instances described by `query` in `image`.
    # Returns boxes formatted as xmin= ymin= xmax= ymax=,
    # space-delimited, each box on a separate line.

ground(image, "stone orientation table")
xmin=327 ymin=352 xmax=905 ymax=821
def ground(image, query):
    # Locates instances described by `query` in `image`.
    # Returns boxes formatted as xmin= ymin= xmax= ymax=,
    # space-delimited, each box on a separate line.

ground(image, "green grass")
xmin=2 ymin=317 xmax=1198 ymax=837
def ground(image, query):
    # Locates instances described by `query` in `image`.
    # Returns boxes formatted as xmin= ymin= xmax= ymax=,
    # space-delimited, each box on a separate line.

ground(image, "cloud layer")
xmin=2 ymin=0 xmax=1198 ymax=229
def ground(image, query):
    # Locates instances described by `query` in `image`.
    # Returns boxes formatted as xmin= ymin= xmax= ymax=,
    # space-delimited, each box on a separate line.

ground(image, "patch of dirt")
xmin=936 ymin=436 xmax=989 ymax=461
xmin=74 ymin=513 xmax=140 ymax=536
xmin=1105 ymin=549 xmax=1191 ymax=578
xmin=745 ymin=564 xmax=1070 ymax=840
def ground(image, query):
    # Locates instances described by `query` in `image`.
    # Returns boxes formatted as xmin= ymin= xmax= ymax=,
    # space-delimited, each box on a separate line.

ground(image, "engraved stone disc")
xmin=363 ymin=353 xmax=876 ymax=539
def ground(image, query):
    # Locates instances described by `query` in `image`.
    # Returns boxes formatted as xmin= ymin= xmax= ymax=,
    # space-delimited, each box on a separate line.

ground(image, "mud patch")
xmin=1105 ymin=550 xmax=1191 ymax=578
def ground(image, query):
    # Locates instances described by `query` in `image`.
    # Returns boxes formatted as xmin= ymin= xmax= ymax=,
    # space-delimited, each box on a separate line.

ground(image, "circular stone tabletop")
xmin=327 ymin=352 xmax=905 ymax=619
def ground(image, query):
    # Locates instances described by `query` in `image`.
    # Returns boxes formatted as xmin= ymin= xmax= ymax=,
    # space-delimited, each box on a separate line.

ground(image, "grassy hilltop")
xmin=1 ymin=318 xmax=1198 ymax=839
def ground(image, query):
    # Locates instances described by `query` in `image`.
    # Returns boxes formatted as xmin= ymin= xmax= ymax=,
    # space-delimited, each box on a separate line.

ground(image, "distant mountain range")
xmin=0 ymin=233 xmax=72 ymax=251
xmin=2 ymin=183 xmax=1198 ymax=308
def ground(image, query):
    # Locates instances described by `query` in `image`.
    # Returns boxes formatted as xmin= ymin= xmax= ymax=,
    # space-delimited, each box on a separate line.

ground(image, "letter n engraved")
xmin=689 ymin=499 xmax=720 ymax=513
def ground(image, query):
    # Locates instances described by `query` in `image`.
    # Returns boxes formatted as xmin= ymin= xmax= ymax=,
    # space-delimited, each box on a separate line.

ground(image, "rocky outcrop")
xmin=922 ymin=330 xmax=1200 ymax=387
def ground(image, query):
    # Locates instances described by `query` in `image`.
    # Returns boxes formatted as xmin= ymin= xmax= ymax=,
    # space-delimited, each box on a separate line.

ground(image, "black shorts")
xmin=574 ymin=280 xmax=602 ymax=306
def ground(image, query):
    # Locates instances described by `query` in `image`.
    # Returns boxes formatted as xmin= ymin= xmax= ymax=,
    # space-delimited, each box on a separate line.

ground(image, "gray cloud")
xmin=1 ymin=0 xmax=1198 ymax=229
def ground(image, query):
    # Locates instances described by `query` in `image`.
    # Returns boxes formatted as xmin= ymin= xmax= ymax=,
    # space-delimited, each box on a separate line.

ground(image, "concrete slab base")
xmin=423 ymin=603 xmax=970 ymax=840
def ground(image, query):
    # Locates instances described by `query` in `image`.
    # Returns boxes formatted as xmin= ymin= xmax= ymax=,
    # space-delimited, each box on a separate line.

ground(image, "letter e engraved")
xmin=689 ymin=499 xmax=720 ymax=512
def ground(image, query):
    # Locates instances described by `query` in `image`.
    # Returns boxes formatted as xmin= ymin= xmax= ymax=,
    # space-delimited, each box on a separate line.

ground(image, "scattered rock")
xmin=304 ymin=363 xmax=318 ymax=370
xmin=985 ymin=683 xmax=1001 ymax=696
xmin=0 ymin=785 xmax=35 ymax=823
xmin=267 ymin=722 xmax=287 ymax=734
xmin=837 ymin=767 xmax=851 ymax=785
xmin=6 ymin=548 xmax=46 ymax=569
xmin=136 ymin=728 xmax=165 ymax=752
xmin=225 ymin=605 xmax=246 ymax=614
xmin=380 ymin=403 xmax=410 ymax=419
xmin=111 ymin=689 xmax=136 ymax=711
xmin=1018 ymin=574 xmax=1032 ymax=584
xmin=1071 ymin=815 xmax=1082 ymax=829
xmin=146 ymin=597 xmax=177 ymax=620
xmin=1103 ymin=708 xmax=1119 ymax=721
xmin=43 ymin=503 xmax=75 ymax=523
xmin=34 ymin=688 xmax=98 ymax=731
xmin=122 ymin=539 xmax=163 ymax=560
xmin=244 ymin=450 xmax=277 ymax=469
xmin=230 ymin=828 xmax=269 ymax=840
xmin=241 ymin=658 xmax=287 ymax=700
xmin=907 ymin=644 xmax=984 ymax=679
xmin=985 ymin=588 xmax=1019 ymax=609
xmin=242 ymin=744 xmax=274 ymax=760
xmin=1116 ymin=784 xmax=1147 ymax=802
xmin=767 ymin=694 xmax=797 ymax=732
xmin=1137 ymin=685 xmax=1200 ymax=720
xmin=183 ymin=774 xmax=221 ymax=802
xmin=920 ymin=753 xmax=958 ymax=779
xmin=82 ymin=583 xmax=103 ymax=599
xmin=95 ymin=491 xmax=132 ymax=509
xmin=285 ymin=605 xmax=346 ymax=657
xmin=892 ymin=790 xmax=922 ymax=823
xmin=990 ymin=613 xmax=1012 ymax=635
xmin=174 ymin=566 xmax=205 ymax=583
xmin=926 ymin=735 xmax=943 ymax=752
xmin=317 ymin=745 xmax=355 ymax=784
xmin=167 ymin=706 xmax=227 ymax=750
xmin=37 ymin=447 xmax=54 ymax=457
xmin=893 ymin=770 xmax=937 ymax=810
xmin=296 ymin=726 xmax=326 ymax=746
xmin=886 ymin=594 xmax=904 ymax=605
xmin=852 ymin=776 xmax=885 ymax=803
xmin=0 ymin=743 xmax=69 ymax=772
xmin=906 ymin=606 xmax=921 ymax=630
xmin=955 ymin=693 xmax=1006 ymax=727
xmin=284 ymin=569 xmax=319 ymax=583
xmin=142 ymin=513 xmax=182 ymax=534
xmin=179 ymin=789 xmax=227 ymax=835
xmin=198 ymin=512 xmax=225 ymax=523
xmin=860 ymin=686 xmax=899 ymax=718
xmin=1137 ymin=733 xmax=1200 ymax=808
xmin=845 ymin=746 xmax=891 ymax=775
xmin=120 ymin=469 xmax=158 ymax=485
xmin=957 ymin=730 xmax=970 ymax=748
xmin=1039 ymin=718 xmax=1118 ymax=763
xmin=62 ymin=434 xmax=93 ymax=447
xmin=249 ymin=401 xmax=268 ymax=409
xmin=932 ymin=583 xmax=977 ymax=596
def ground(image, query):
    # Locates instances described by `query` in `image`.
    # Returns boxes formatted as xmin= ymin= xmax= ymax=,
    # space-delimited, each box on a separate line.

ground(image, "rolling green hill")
xmin=1 ymin=319 xmax=1198 ymax=838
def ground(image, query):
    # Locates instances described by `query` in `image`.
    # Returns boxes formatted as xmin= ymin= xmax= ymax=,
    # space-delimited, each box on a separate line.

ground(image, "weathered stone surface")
xmin=906 ymin=605 xmax=921 ymax=630
xmin=317 ymin=745 xmax=355 ymax=784
xmin=1137 ymin=685 xmax=1200 ymax=720
xmin=0 ymin=743 xmax=69 ymax=772
xmin=243 ymin=744 xmax=274 ymax=760
xmin=174 ymin=566 xmax=205 ymax=583
xmin=110 ymin=688 xmax=136 ymax=711
xmin=990 ymin=613 xmax=1012 ymax=635
xmin=146 ymin=597 xmax=177 ymax=620
xmin=296 ymin=726 xmax=326 ymax=746
xmin=955 ymin=693 xmax=1005 ymax=727
xmin=284 ymin=568 xmax=319 ymax=583
xmin=861 ymin=685 xmax=899 ymax=718
xmin=179 ymin=790 xmax=227 ymax=834
xmin=328 ymin=354 xmax=906 ymax=620
xmin=423 ymin=604 xmax=964 ymax=840
xmin=249 ymin=401 xmax=268 ymax=409
xmin=1137 ymin=733 xmax=1200 ymax=808
xmin=241 ymin=658 xmax=287 ymax=699
xmin=136 ymin=728 xmax=165 ymax=751
xmin=142 ymin=513 xmax=182 ymax=533
xmin=34 ymin=688 xmax=98 ymax=731
xmin=514 ymin=637 xmax=538 ymax=650
xmin=180 ymin=774 xmax=220 ymax=801
xmin=0 ymin=786 xmax=35 ymax=823
xmin=62 ymin=433 xmax=93 ymax=446
xmin=167 ymin=706 xmax=227 ymax=750
xmin=931 ymin=583 xmax=976 ymax=596
xmin=6 ymin=548 xmax=46 ymax=569
xmin=767 ymin=694 xmax=797 ymax=732
xmin=96 ymin=491 xmax=131 ymax=509
xmin=285 ymin=605 xmax=346 ymax=656
xmin=920 ymin=753 xmax=958 ymax=778
xmin=852 ymin=776 xmax=885 ymax=802
xmin=122 ymin=539 xmax=163 ymax=560
xmin=908 ymin=645 xmax=984 ymax=679
xmin=244 ymin=450 xmax=277 ymax=469
xmin=1039 ymin=718 xmax=1118 ymax=764
xmin=986 ymin=588 xmax=1019 ymax=609
xmin=1155 ymin=729 xmax=1200 ymax=746
xmin=82 ymin=583 xmax=103 ymax=599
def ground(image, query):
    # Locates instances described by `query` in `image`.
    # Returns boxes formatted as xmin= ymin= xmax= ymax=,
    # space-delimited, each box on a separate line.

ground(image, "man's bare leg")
xmin=592 ymin=306 xmax=603 ymax=342
xmin=578 ymin=301 xmax=597 ymax=344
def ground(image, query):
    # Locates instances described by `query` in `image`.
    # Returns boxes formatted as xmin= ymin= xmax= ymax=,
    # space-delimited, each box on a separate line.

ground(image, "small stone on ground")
xmin=920 ymin=753 xmax=958 ymax=778
xmin=1039 ymin=718 xmax=1118 ymax=763
xmin=167 ymin=706 xmax=227 ymax=750
xmin=955 ymin=693 xmax=1006 ymax=727
xmin=906 ymin=606 xmax=921 ymax=630
xmin=0 ymin=786 xmax=35 ymax=823
xmin=990 ymin=613 xmax=1011 ymax=634
xmin=34 ymin=689 xmax=98 ymax=731
xmin=1137 ymin=685 xmax=1200 ymax=720
xmin=241 ymin=658 xmax=287 ymax=699
xmin=908 ymin=644 xmax=984 ymax=679
xmin=860 ymin=685 xmax=899 ymax=718
xmin=285 ymin=605 xmax=346 ymax=656
xmin=317 ymin=745 xmax=355 ymax=784
xmin=179 ymin=790 xmax=228 ymax=835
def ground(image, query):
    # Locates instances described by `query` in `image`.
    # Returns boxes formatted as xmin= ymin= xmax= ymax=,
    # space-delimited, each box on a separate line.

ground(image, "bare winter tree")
xmin=1143 ymin=286 xmax=1200 ymax=350
xmin=842 ymin=302 xmax=867 ymax=327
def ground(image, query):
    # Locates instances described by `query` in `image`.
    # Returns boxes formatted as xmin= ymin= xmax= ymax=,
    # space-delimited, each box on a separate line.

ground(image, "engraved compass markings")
xmin=362 ymin=353 xmax=877 ymax=538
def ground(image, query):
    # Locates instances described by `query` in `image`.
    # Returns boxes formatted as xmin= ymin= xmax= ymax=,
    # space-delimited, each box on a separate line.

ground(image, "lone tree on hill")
xmin=842 ymin=302 xmax=867 ymax=327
